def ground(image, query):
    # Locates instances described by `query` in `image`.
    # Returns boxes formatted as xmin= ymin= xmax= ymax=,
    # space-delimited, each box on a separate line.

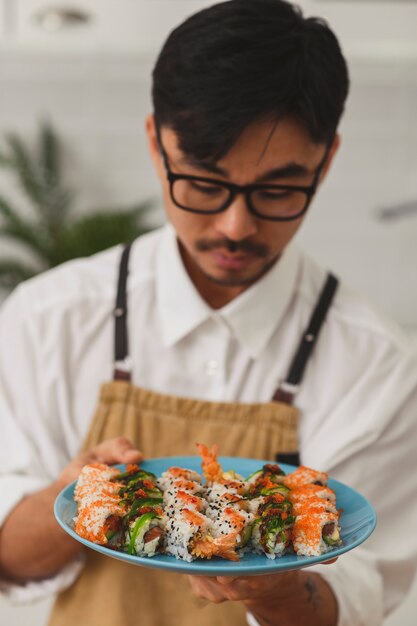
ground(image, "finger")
xmin=323 ymin=557 xmax=338 ymax=565
xmin=122 ymin=448 xmax=144 ymax=462
xmin=93 ymin=437 xmax=144 ymax=464
xmin=187 ymin=575 xmax=227 ymax=604
xmin=216 ymin=576 xmax=239 ymax=585
xmin=216 ymin=578 xmax=250 ymax=602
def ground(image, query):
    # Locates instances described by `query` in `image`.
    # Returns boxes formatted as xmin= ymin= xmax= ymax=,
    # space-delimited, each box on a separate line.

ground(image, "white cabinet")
xmin=9 ymin=0 xmax=210 ymax=53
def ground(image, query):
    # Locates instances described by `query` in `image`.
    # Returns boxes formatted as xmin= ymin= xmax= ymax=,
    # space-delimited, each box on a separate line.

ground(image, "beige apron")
xmin=48 ymin=243 xmax=338 ymax=626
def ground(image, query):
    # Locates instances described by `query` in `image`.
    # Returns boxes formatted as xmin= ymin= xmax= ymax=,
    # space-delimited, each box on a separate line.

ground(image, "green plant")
xmin=0 ymin=122 xmax=156 ymax=289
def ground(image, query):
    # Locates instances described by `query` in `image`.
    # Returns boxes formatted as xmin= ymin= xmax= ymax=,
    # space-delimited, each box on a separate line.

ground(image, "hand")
xmin=188 ymin=570 xmax=300 ymax=605
xmin=188 ymin=557 xmax=337 ymax=605
xmin=188 ymin=559 xmax=338 ymax=626
xmin=58 ymin=436 xmax=144 ymax=486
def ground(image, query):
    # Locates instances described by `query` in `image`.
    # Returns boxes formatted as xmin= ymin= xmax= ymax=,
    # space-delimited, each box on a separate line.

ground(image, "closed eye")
xmin=189 ymin=181 xmax=224 ymax=196
xmin=257 ymin=189 xmax=293 ymax=201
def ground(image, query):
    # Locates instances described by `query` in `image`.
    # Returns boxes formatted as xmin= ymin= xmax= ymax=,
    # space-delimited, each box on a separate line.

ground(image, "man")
xmin=0 ymin=1 xmax=416 ymax=626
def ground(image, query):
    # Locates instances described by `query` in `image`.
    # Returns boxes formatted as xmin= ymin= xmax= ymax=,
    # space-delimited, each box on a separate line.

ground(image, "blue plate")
xmin=54 ymin=456 xmax=377 ymax=576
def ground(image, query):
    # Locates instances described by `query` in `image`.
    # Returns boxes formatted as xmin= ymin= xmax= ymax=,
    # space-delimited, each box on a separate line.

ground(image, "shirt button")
xmin=204 ymin=359 xmax=219 ymax=376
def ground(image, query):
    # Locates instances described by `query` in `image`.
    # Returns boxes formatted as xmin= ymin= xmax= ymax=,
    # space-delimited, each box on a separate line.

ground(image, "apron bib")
xmin=48 ymin=244 xmax=338 ymax=626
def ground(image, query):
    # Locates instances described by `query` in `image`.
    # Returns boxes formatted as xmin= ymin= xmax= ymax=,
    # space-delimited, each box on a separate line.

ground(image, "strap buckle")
xmin=279 ymin=381 xmax=299 ymax=395
xmin=114 ymin=356 xmax=132 ymax=373
xmin=113 ymin=356 xmax=132 ymax=381
xmin=272 ymin=380 xmax=299 ymax=405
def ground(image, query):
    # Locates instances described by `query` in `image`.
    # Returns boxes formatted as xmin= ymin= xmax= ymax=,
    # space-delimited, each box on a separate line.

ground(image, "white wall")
xmin=0 ymin=50 xmax=416 ymax=625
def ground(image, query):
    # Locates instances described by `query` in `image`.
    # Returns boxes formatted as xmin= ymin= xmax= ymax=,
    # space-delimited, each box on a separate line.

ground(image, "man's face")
xmin=146 ymin=115 xmax=339 ymax=306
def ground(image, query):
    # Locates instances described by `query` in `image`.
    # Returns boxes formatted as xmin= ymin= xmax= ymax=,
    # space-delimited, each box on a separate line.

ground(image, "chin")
xmin=202 ymin=266 xmax=266 ymax=288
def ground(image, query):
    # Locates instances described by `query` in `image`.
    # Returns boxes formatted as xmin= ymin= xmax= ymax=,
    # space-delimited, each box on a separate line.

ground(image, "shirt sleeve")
xmin=0 ymin=556 xmax=85 ymax=605
xmin=307 ymin=346 xmax=417 ymax=626
xmin=308 ymin=549 xmax=383 ymax=626
xmin=0 ymin=285 xmax=84 ymax=602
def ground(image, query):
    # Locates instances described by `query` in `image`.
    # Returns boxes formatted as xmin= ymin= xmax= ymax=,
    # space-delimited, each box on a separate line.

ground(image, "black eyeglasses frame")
xmin=158 ymin=137 xmax=331 ymax=222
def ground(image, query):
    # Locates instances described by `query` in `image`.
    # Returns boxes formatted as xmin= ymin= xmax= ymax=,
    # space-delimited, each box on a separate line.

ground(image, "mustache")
xmin=196 ymin=238 xmax=269 ymax=257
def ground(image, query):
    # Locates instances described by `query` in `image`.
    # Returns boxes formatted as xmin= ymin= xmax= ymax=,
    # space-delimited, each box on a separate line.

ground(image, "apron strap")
xmin=113 ymin=243 xmax=133 ymax=381
xmin=274 ymin=272 xmax=338 ymax=467
xmin=273 ymin=272 xmax=339 ymax=406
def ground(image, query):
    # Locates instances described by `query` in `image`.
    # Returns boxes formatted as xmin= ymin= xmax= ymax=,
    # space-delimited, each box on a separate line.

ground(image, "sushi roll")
xmin=74 ymin=462 xmax=121 ymax=503
xmin=158 ymin=466 xmax=202 ymax=491
xmin=289 ymin=483 xmax=336 ymax=505
xmin=250 ymin=494 xmax=295 ymax=559
xmin=74 ymin=491 xmax=126 ymax=546
xmin=125 ymin=509 xmax=165 ymax=556
xmin=164 ymin=489 xmax=207 ymax=518
xmin=291 ymin=497 xmax=338 ymax=517
xmin=113 ymin=464 xmax=163 ymax=505
xmin=212 ymin=506 xmax=255 ymax=551
xmin=164 ymin=507 xmax=239 ymax=562
xmin=74 ymin=462 xmax=165 ymax=552
xmin=246 ymin=463 xmax=285 ymax=486
xmin=247 ymin=475 xmax=291 ymax=499
xmin=292 ymin=511 xmax=341 ymax=556
xmin=283 ymin=466 xmax=328 ymax=490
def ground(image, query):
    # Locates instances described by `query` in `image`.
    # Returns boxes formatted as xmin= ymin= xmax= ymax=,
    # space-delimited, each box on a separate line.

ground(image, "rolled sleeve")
xmin=0 ymin=556 xmax=85 ymax=605
xmin=0 ymin=475 xmax=49 ymax=528
xmin=0 ymin=475 xmax=86 ymax=603
xmin=0 ymin=287 xmax=84 ymax=602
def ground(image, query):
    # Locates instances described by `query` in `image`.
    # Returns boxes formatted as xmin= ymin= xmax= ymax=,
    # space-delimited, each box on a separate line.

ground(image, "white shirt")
xmin=0 ymin=224 xmax=417 ymax=626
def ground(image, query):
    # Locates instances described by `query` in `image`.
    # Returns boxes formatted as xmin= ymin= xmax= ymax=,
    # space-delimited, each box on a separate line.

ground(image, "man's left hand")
xmin=188 ymin=560 xmax=338 ymax=626
xmin=188 ymin=570 xmax=299 ymax=605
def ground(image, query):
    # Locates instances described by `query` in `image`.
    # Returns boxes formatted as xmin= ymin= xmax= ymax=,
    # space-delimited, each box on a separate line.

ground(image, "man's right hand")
xmin=0 ymin=437 xmax=143 ymax=582
xmin=59 ymin=436 xmax=144 ymax=486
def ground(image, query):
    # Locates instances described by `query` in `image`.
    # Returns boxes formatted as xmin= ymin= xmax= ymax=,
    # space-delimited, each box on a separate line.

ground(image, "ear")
xmin=319 ymin=133 xmax=341 ymax=183
xmin=145 ymin=114 xmax=165 ymax=179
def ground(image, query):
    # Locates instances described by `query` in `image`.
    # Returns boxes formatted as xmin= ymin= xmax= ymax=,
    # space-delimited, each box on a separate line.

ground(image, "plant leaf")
xmin=49 ymin=202 xmax=155 ymax=266
xmin=0 ymin=151 xmax=14 ymax=167
xmin=5 ymin=133 xmax=47 ymax=211
xmin=0 ymin=196 xmax=51 ymax=262
xmin=38 ymin=121 xmax=73 ymax=229
xmin=40 ymin=120 xmax=60 ymax=188
xmin=0 ymin=259 xmax=38 ymax=289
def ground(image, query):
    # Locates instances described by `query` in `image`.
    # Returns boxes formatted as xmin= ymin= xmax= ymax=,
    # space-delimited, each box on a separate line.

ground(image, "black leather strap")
xmin=273 ymin=273 xmax=339 ymax=404
xmin=275 ymin=451 xmax=301 ymax=467
xmin=274 ymin=272 xmax=339 ymax=467
xmin=113 ymin=243 xmax=133 ymax=381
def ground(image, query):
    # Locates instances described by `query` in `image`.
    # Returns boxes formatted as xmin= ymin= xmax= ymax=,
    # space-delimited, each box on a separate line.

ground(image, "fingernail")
xmin=217 ymin=576 xmax=237 ymax=584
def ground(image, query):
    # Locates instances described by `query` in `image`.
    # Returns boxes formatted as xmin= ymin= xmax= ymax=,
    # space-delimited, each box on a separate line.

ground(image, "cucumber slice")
xmin=127 ymin=512 xmax=157 ymax=555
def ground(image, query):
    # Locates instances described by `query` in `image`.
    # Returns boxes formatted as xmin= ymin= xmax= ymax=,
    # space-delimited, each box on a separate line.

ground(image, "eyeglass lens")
xmin=171 ymin=178 xmax=308 ymax=219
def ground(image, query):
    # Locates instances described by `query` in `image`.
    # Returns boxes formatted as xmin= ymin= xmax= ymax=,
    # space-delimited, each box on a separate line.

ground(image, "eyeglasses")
xmin=158 ymin=137 xmax=330 ymax=222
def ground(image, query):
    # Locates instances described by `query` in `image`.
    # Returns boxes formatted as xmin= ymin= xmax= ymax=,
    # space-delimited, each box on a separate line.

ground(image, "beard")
xmin=194 ymin=237 xmax=278 ymax=287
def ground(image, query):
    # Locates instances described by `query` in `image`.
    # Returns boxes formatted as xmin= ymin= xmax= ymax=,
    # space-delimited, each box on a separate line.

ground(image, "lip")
xmin=210 ymin=250 xmax=254 ymax=270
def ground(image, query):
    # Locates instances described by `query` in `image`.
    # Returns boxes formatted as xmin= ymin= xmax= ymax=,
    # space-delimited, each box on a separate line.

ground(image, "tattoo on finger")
xmin=305 ymin=575 xmax=322 ymax=609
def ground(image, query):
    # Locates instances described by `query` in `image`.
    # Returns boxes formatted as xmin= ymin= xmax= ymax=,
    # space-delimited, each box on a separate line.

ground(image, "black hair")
xmin=152 ymin=0 xmax=349 ymax=161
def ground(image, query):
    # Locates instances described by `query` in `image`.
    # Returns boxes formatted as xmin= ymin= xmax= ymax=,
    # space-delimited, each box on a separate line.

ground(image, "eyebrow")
xmin=178 ymin=156 xmax=309 ymax=182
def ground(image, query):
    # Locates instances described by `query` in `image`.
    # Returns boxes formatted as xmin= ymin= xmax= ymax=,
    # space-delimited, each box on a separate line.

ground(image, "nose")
xmin=213 ymin=193 xmax=258 ymax=242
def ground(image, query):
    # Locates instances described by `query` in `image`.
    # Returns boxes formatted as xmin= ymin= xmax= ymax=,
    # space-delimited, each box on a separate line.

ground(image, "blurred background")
xmin=0 ymin=0 xmax=416 ymax=624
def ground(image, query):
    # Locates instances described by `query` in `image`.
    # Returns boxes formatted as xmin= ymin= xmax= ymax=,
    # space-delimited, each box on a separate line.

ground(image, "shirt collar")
xmin=156 ymin=224 xmax=300 ymax=358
